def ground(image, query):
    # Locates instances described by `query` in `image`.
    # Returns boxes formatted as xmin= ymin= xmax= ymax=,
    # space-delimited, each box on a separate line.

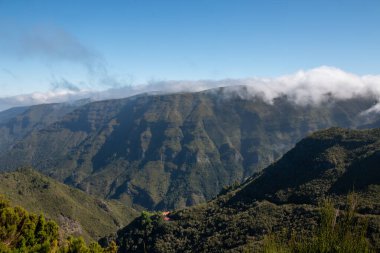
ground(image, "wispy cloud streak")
xmin=0 ymin=24 xmax=104 ymax=73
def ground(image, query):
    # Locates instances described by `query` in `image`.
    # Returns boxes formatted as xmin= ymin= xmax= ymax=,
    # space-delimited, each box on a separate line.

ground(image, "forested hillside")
xmin=115 ymin=128 xmax=380 ymax=252
xmin=0 ymin=89 xmax=378 ymax=210
xmin=0 ymin=102 xmax=86 ymax=154
xmin=0 ymin=168 xmax=138 ymax=241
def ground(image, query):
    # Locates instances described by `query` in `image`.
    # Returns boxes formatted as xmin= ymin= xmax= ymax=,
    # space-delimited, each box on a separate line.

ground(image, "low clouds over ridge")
xmin=3 ymin=23 xmax=377 ymax=112
xmin=232 ymin=66 xmax=380 ymax=105
xmin=1 ymin=66 xmax=380 ymax=112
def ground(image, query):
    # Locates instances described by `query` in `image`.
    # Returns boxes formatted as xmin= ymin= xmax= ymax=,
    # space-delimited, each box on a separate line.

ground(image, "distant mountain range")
xmin=115 ymin=128 xmax=380 ymax=252
xmin=0 ymin=99 xmax=91 ymax=154
xmin=0 ymin=87 xmax=379 ymax=210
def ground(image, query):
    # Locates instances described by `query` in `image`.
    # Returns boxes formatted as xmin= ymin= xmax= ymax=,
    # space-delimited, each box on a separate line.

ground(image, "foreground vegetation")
xmin=0 ymin=168 xmax=138 ymax=241
xmin=0 ymin=195 xmax=117 ymax=253
xmin=116 ymin=194 xmax=377 ymax=253
xmin=1 ymin=190 xmax=374 ymax=252
xmin=260 ymin=194 xmax=373 ymax=253
xmin=115 ymin=128 xmax=380 ymax=252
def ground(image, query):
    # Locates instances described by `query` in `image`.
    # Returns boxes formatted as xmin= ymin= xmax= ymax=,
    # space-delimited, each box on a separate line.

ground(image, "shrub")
xmin=0 ymin=195 xmax=118 ymax=253
xmin=262 ymin=193 xmax=373 ymax=253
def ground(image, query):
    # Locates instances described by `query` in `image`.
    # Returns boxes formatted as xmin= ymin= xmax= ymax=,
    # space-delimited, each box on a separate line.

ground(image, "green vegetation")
xmin=0 ymin=195 xmax=59 ymax=252
xmin=0 ymin=92 xmax=377 ymax=210
xmin=0 ymin=195 xmax=117 ymax=253
xmin=1 ymin=93 xmax=380 ymax=251
xmin=0 ymin=102 xmax=81 ymax=154
xmin=115 ymin=128 xmax=380 ymax=252
xmin=58 ymin=237 xmax=118 ymax=253
xmin=260 ymin=194 xmax=373 ymax=253
xmin=0 ymin=168 xmax=138 ymax=242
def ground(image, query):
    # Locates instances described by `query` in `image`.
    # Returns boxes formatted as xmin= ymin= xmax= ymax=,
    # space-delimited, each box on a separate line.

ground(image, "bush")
xmin=262 ymin=193 xmax=373 ymax=253
xmin=0 ymin=195 xmax=118 ymax=253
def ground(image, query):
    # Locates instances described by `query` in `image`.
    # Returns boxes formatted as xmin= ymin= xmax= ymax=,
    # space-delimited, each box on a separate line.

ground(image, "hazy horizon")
xmin=1 ymin=66 xmax=380 ymax=112
xmin=1 ymin=0 xmax=380 ymax=109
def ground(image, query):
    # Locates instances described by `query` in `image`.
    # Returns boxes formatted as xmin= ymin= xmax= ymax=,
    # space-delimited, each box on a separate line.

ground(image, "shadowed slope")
xmin=115 ymin=128 xmax=380 ymax=252
xmin=0 ymin=89 xmax=378 ymax=209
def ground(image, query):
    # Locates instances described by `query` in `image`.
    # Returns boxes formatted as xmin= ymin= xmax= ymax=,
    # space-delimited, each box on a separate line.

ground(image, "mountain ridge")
xmin=0 ymin=88 xmax=379 ymax=210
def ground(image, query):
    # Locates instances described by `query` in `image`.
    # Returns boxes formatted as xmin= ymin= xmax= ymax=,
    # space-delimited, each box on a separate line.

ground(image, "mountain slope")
xmin=234 ymin=127 xmax=380 ymax=206
xmin=115 ymin=128 xmax=380 ymax=252
xmin=0 ymin=168 xmax=138 ymax=241
xmin=0 ymin=106 xmax=29 ymax=124
xmin=0 ymin=89 xmax=378 ymax=209
xmin=0 ymin=102 xmax=86 ymax=154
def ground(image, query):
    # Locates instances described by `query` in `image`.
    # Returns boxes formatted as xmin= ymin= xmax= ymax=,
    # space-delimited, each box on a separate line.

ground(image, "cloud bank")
xmin=243 ymin=66 xmax=380 ymax=105
xmin=0 ymin=90 xmax=92 ymax=111
xmin=1 ymin=66 xmax=380 ymax=112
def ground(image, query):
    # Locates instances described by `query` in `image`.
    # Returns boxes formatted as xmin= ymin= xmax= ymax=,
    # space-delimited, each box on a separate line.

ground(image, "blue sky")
xmin=0 ymin=0 xmax=380 ymax=97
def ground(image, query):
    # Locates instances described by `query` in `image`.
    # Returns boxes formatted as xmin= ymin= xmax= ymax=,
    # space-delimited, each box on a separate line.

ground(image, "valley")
xmin=0 ymin=90 xmax=379 ymax=252
xmin=0 ymin=89 xmax=377 ymax=210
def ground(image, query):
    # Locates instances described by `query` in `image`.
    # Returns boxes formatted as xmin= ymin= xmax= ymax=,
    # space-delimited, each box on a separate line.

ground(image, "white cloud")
xmin=1 ymin=66 xmax=380 ymax=113
xmin=241 ymin=66 xmax=379 ymax=104
xmin=0 ymin=90 xmax=92 ymax=111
